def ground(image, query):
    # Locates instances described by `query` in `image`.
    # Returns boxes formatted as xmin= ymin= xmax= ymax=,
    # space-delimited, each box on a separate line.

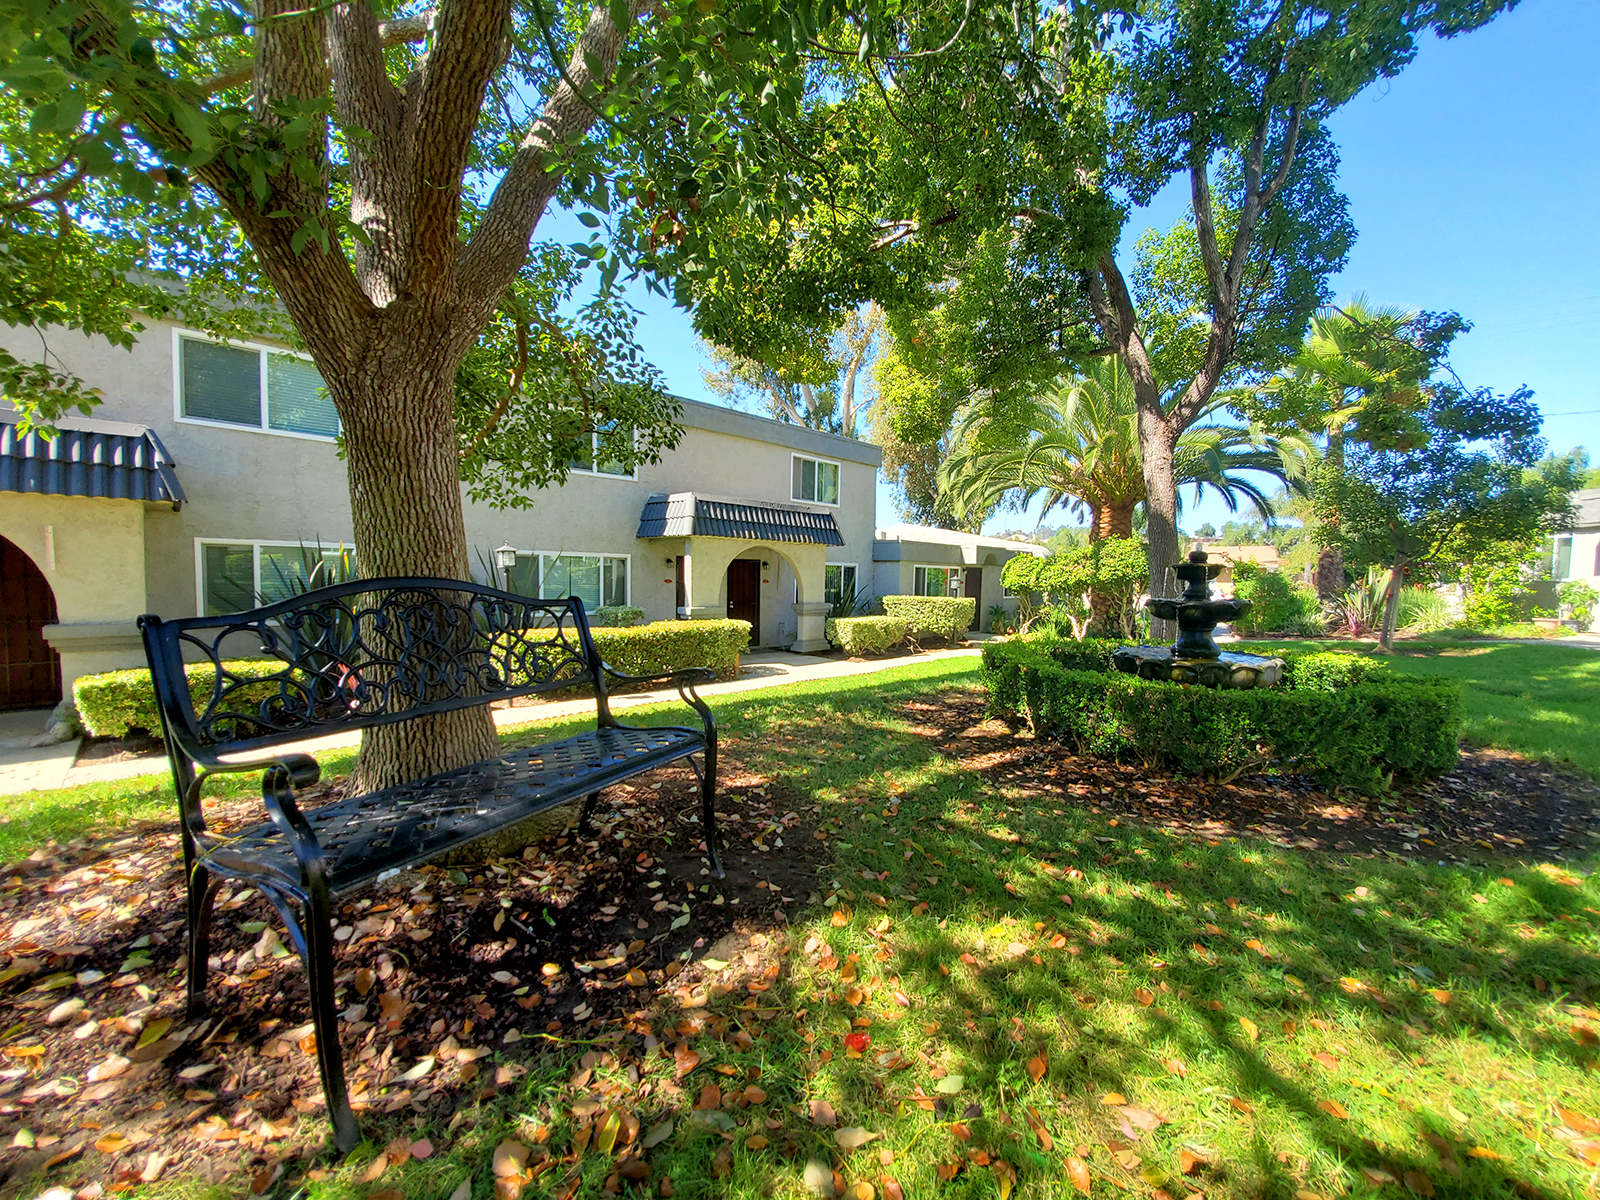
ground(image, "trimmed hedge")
xmin=981 ymin=641 xmax=1459 ymax=795
xmin=1280 ymin=650 xmax=1387 ymax=692
xmin=76 ymin=619 xmax=752 ymax=739
xmin=1026 ymin=634 xmax=1134 ymax=673
xmin=590 ymin=619 xmax=749 ymax=681
xmin=881 ymin=595 xmax=976 ymax=646
xmin=75 ymin=660 xmax=289 ymax=739
xmin=826 ymin=615 xmax=908 ymax=656
xmin=593 ymin=605 xmax=645 ymax=628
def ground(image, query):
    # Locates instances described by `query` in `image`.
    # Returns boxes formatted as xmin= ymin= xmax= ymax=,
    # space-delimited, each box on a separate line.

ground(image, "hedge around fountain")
xmin=980 ymin=640 xmax=1460 ymax=795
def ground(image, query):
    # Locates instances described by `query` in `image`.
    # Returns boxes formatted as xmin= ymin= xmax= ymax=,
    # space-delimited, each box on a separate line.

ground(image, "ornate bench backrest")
xmin=138 ymin=578 xmax=603 ymax=763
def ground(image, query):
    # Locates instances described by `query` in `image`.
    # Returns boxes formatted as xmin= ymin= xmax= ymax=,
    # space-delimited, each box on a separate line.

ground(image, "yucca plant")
xmin=1324 ymin=566 xmax=1391 ymax=637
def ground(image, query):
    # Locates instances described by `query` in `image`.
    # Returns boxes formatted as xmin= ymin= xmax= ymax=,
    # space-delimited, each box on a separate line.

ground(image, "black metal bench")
xmin=138 ymin=578 xmax=722 ymax=1152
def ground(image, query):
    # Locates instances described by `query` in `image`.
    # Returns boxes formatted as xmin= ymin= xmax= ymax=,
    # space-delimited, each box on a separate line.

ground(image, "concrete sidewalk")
xmin=0 ymin=644 xmax=985 ymax=797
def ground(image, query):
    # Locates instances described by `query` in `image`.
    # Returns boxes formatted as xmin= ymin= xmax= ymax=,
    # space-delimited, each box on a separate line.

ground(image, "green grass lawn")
xmin=1238 ymin=639 xmax=1600 ymax=780
xmin=4 ymin=654 xmax=1598 ymax=1199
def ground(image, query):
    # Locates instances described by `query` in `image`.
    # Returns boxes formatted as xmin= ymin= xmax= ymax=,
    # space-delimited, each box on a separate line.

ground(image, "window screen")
xmin=267 ymin=353 xmax=338 ymax=437
xmin=201 ymin=543 xmax=256 ymax=614
xmin=182 ymin=339 xmax=261 ymax=427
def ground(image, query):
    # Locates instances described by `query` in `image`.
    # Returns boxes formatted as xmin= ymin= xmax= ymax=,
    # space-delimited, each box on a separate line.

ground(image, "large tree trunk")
xmin=335 ymin=355 xmax=499 ymax=793
xmin=1088 ymin=501 xmax=1137 ymax=634
xmin=1315 ymin=427 xmax=1346 ymax=601
xmin=1137 ymin=410 xmax=1180 ymax=640
xmin=1377 ymin=560 xmax=1404 ymax=653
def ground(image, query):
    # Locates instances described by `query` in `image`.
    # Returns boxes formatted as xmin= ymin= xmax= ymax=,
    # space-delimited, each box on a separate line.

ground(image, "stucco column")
xmin=791 ymin=601 xmax=831 ymax=653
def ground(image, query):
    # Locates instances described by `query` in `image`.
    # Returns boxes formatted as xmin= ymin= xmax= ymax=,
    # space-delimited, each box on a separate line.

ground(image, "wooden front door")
xmin=727 ymin=559 xmax=760 ymax=635
xmin=0 ymin=536 xmax=61 ymax=710
xmin=964 ymin=567 xmax=983 ymax=630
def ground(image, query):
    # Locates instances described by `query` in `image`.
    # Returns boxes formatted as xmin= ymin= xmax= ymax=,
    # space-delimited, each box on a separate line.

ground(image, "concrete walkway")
xmin=0 ymin=708 xmax=81 ymax=796
xmin=1 ymin=645 xmax=985 ymax=797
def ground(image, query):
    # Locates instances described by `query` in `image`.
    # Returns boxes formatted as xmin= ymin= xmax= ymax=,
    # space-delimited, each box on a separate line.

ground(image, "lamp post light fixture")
xmin=493 ymin=543 xmax=519 ymax=589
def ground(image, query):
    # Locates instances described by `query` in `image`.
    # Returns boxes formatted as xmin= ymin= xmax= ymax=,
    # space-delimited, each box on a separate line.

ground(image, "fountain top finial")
xmin=1188 ymin=548 xmax=1208 ymax=565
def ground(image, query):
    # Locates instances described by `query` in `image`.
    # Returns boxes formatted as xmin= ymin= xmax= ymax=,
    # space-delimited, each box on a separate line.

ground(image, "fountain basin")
xmin=1111 ymin=645 xmax=1285 ymax=689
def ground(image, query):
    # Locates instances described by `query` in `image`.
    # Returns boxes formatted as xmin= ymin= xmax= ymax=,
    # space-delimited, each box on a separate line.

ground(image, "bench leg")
xmin=697 ymin=748 xmax=724 ymax=879
xmin=184 ymin=866 xmax=222 ymax=1019
xmin=576 ymin=790 xmax=602 ymax=837
xmin=302 ymin=890 xmax=361 ymax=1154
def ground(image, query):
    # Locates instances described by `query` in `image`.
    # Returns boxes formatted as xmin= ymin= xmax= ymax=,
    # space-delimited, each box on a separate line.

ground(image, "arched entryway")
xmin=0 ymin=536 xmax=61 ymax=710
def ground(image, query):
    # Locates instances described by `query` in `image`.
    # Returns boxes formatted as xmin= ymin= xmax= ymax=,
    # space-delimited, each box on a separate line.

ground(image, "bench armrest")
xmin=194 ymin=751 xmax=328 ymax=885
xmin=602 ymin=664 xmax=717 ymax=688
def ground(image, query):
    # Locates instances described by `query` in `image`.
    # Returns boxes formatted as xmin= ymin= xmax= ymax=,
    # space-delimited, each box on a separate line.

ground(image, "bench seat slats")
xmin=205 ymin=725 xmax=702 ymax=895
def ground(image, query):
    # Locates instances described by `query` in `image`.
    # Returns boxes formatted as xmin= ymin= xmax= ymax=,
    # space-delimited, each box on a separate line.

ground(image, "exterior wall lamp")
xmin=493 ymin=543 xmax=518 ymax=589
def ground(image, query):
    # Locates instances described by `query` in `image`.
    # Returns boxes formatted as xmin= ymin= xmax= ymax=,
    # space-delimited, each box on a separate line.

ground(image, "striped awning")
xmin=637 ymin=492 xmax=844 ymax=546
xmin=1 ymin=416 xmax=186 ymax=508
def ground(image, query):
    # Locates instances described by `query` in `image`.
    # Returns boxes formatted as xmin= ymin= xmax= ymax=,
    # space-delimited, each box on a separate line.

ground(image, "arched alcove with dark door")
xmin=0 ymin=536 xmax=61 ymax=710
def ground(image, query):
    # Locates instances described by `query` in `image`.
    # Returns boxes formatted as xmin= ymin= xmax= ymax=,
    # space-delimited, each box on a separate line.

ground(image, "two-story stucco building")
xmin=0 ymin=320 xmax=881 ymax=709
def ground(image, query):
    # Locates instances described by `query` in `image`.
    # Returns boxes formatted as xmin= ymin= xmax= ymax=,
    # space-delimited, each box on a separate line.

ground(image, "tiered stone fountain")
xmin=1111 ymin=550 xmax=1285 ymax=689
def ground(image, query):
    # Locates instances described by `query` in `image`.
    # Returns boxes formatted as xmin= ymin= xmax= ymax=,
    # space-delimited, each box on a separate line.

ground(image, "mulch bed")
xmin=0 ymin=767 xmax=824 ymax=1193
xmin=909 ymin=691 xmax=1600 ymax=864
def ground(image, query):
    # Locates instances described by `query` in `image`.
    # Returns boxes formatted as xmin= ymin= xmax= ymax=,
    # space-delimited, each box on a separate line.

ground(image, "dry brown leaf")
xmin=1067 ymin=1156 xmax=1092 ymax=1194
xmin=1178 ymin=1148 xmax=1208 ymax=1175
xmin=1317 ymin=1099 xmax=1348 ymax=1120
xmin=1312 ymin=1052 xmax=1338 ymax=1071
xmin=1239 ymin=1016 xmax=1259 ymax=1042
xmin=696 ymin=1083 xmax=722 ymax=1111
xmin=1024 ymin=1108 xmax=1052 ymax=1152
xmin=362 ymin=1154 xmax=390 ymax=1183
xmin=1557 ymin=1106 xmax=1600 ymax=1135
xmin=411 ymin=1139 xmax=435 ymax=1161
xmin=882 ymin=1177 xmax=904 ymax=1200
xmin=810 ymin=1098 xmax=838 ymax=1127
xmin=1119 ymin=1106 xmax=1163 ymax=1132
xmin=1163 ymin=1057 xmax=1187 ymax=1077
xmin=951 ymin=1123 xmax=971 ymax=1142
xmin=1360 ymin=1167 xmax=1397 ymax=1186
xmin=493 ymin=1141 xmax=529 ymax=1178
xmin=1403 ymin=1170 xmax=1436 ymax=1196
xmin=674 ymin=1044 xmax=700 ymax=1077
xmin=746 ymin=1135 xmax=769 ymax=1150
xmin=1100 ymin=1092 xmax=1127 ymax=1106
xmin=1025 ymin=1054 xmax=1047 ymax=1083
xmin=1134 ymin=988 xmax=1154 ymax=1007
xmin=1229 ymin=1096 xmax=1254 ymax=1115
xmin=93 ymin=1133 xmax=130 ymax=1155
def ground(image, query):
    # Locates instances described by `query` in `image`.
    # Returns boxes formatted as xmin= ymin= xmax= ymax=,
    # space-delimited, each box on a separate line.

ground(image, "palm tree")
xmin=940 ymin=357 xmax=1307 ymax=627
xmin=1250 ymin=296 xmax=1427 ymax=599
xmin=941 ymin=357 xmax=1305 ymax=545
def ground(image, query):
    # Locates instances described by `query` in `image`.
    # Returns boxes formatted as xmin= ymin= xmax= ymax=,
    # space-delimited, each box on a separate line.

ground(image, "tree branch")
xmin=406 ymin=0 xmax=515 ymax=293
xmin=202 ymin=13 xmax=434 ymax=93
xmin=455 ymin=0 xmax=657 ymax=328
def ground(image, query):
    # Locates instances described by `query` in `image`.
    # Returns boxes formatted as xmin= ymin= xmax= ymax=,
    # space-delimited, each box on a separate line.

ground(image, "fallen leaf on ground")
xmin=836 ymin=1127 xmax=878 ymax=1150
xmin=1067 ymin=1157 xmax=1092 ymax=1194
xmin=810 ymin=1099 xmax=838 ymax=1127
xmin=1403 ymin=1170 xmax=1436 ymax=1196
xmin=1239 ymin=1017 xmax=1259 ymax=1042
xmin=1025 ymin=1055 xmax=1046 ymax=1083
xmin=493 ymin=1141 xmax=528 ymax=1177
xmin=1317 ymin=1100 xmax=1348 ymax=1120
xmin=1101 ymin=1092 xmax=1127 ymax=1106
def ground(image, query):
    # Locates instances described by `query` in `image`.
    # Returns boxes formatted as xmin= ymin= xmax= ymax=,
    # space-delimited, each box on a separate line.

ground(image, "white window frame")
xmin=824 ymin=562 xmax=859 ymax=606
xmin=194 ymin=537 xmax=354 ymax=615
xmin=172 ymin=327 xmax=339 ymax=443
xmin=1552 ymin=534 xmax=1573 ymax=580
xmin=567 ymin=428 xmax=639 ymax=480
xmin=790 ymin=452 xmax=842 ymax=507
xmin=912 ymin=564 xmax=960 ymax=597
xmin=523 ymin=550 xmax=632 ymax=607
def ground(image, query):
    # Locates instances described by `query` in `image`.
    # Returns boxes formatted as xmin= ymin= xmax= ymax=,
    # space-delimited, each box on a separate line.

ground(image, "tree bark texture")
xmin=168 ymin=0 xmax=654 ymax=790
xmin=1378 ymin=561 xmax=1404 ymax=653
xmin=1316 ymin=426 xmax=1346 ymax=600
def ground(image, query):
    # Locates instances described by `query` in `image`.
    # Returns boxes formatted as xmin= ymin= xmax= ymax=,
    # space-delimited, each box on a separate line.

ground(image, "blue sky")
xmin=544 ymin=0 xmax=1599 ymax=535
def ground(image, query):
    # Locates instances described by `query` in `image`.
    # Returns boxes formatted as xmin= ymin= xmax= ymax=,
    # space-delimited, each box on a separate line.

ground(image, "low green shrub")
xmin=1397 ymin=588 xmax=1453 ymax=634
xmin=1233 ymin=567 xmax=1322 ymax=636
xmin=1280 ymin=650 xmax=1388 ymax=692
xmin=881 ymin=595 xmax=976 ymax=646
xmin=75 ymin=660 xmax=289 ymax=739
xmin=592 ymin=605 xmax=645 ymax=628
xmin=825 ymin=615 xmax=908 ymax=656
xmin=980 ymin=641 xmax=1459 ymax=794
xmin=1043 ymin=635 xmax=1133 ymax=673
xmin=589 ymin=619 xmax=750 ymax=681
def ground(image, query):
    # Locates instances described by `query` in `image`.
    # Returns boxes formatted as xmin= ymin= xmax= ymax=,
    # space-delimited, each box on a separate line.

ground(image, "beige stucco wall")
xmin=0 ymin=491 xmax=153 ymax=694
xmin=1 ymin=319 xmax=882 ymax=669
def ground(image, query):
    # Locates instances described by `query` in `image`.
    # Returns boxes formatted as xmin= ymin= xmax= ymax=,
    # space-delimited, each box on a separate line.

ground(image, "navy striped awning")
xmin=637 ymin=492 xmax=844 ymax=546
xmin=1 ymin=416 xmax=186 ymax=507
